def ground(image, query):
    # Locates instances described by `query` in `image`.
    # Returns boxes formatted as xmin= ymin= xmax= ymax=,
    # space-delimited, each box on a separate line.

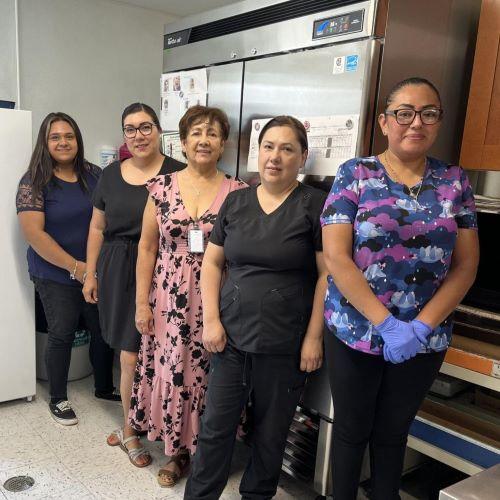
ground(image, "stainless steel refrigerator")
xmin=162 ymin=0 xmax=481 ymax=495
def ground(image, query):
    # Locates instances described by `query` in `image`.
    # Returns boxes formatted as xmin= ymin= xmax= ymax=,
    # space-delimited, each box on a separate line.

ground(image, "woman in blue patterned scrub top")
xmin=321 ymin=77 xmax=479 ymax=500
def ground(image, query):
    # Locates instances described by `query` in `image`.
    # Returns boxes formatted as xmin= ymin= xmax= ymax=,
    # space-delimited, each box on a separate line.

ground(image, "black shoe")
xmin=49 ymin=400 xmax=78 ymax=426
xmin=95 ymin=389 xmax=121 ymax=402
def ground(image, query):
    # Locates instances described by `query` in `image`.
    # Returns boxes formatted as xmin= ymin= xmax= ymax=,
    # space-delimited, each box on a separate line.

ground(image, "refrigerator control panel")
xmin=312 ymin=10 xmax=364 ymax=40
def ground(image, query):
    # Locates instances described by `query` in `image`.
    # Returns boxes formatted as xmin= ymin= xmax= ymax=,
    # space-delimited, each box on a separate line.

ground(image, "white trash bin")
xmin=36 ymin=329 xmax=93 ymax=381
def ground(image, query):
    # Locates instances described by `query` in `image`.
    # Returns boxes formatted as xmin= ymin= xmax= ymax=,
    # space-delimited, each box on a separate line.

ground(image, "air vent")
xmin=165 ymin=0 xmax=364 ymax=47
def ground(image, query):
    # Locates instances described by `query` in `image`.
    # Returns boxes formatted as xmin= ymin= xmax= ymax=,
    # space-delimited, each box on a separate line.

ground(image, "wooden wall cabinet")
xmin=461 ymin=0 xmax=500 ymax=170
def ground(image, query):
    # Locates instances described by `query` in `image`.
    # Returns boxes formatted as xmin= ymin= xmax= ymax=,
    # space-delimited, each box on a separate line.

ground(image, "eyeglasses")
xmin=385 ymin=108 xmax=443 ymax=125
xmin=122 ymin=122 xmax=156 ymax=138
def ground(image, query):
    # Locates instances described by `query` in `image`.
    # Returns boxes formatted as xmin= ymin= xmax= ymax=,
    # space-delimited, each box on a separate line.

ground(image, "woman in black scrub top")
xmin=184 ymin=116 xmax=328 ymax=500
xmin=83 ymin=103 xmax=185 ymax=467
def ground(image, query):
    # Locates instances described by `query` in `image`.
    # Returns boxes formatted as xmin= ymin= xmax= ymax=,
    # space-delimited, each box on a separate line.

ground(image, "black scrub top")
xmin=210 ymin=183 xmax=326 ymax=355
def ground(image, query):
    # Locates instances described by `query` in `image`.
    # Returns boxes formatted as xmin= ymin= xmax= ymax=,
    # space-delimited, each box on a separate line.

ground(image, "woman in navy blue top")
xmin=16 ymin=112 xmax=118 ymax=427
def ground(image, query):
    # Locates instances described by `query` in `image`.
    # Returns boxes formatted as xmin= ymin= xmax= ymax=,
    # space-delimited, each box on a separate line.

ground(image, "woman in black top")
xmin=184 ymin=116 xmax=328 ymax=499
xmin=83 ymin=103 xmax=184 ymax=467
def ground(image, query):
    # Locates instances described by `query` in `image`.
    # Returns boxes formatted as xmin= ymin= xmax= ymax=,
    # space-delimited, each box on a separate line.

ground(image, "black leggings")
xmin=325 ymin=334 xmax=445 ymax=500
xmin=34 ymin=277 xmax=115 ymax=401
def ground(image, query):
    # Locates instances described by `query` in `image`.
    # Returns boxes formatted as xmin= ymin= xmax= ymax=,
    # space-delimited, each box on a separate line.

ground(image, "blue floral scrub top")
xmin=320 ymin=156 xmax=477 ymax=355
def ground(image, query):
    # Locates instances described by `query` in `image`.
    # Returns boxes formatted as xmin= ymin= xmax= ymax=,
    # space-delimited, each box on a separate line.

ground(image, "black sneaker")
xmin=49 ymin=400 xmax=78 ymax=426
xmin=95 ymin=389 xmax=121 ymax=402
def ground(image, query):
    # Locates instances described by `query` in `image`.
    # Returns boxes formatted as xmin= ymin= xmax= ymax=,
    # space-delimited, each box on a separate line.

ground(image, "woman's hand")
xmin=299 ymin=252 xmax=327 ymax=373
xmin=135 ymin=304 xmax=154 ymax=335
xmin=375 ymin=315 xmax=420 ymax=363
xmin=300 ymin=335 xmax=323 ymax=372
xmin=82 ymin=275 xmax=98 ymax=303
xmin=202 ymin=319 xmax=227 ymax=353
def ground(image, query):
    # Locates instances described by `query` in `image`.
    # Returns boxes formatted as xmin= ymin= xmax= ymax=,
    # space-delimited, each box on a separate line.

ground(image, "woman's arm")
xmin=200 ymin=242 xmax=227 ymax=353
xmin=300 ymin=252 xmax=328 ymax=372
xmin=416 ymin=228 xmax=479 ymax=328
xmin=135 ymin=197 xmax=159 ymax=335
xmin=82 ymin=208 xmax=106 ymax=303
xmin=322 ymin=224 xmax=390 ymax=325
xmin=18 ymin=211 xmax=85 ymax=282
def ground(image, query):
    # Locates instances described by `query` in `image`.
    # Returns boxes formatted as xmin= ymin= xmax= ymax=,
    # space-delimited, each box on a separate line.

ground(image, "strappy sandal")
xmin=107 ymin=429 xmax=152 ymax=468
xmin=157 ymin=453 xmax=190 ymax=487
xmin=106 ymin=429 xmax=121 ymax=447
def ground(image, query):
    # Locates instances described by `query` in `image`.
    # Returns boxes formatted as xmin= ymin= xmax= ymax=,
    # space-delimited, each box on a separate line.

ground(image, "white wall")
xmin=0 ymin=0 xmax=18 ymax=103
xmin=18 ymin=0 xmax=176 ymax=164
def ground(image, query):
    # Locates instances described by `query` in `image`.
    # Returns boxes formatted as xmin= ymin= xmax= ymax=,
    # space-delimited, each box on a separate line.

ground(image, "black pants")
xmin=184 ymin=343 xmax=306 ymax=500
xmin=325 ymin=334 xmax=445 ymax=500
xmin=33 ymin=277 xmax=115 ymax=401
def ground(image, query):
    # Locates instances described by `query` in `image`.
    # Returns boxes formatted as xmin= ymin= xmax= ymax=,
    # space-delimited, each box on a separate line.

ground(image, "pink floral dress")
xmin=129 ymin=172 xmax=247 ymax=456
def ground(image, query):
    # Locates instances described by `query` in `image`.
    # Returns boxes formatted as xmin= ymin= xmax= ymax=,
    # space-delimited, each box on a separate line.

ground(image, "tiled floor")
xmin=3 ymin=373 xmax=446 ymax=499
xmin=0 ymin=375 xmax=323 ymax=499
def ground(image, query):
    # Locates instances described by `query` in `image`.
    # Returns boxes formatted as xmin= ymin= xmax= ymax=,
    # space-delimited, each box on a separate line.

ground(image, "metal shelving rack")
xmin=407 ymin=356 xmax=500 ymax=475
xmin=440 ymin=362 xmax=500 ymax=392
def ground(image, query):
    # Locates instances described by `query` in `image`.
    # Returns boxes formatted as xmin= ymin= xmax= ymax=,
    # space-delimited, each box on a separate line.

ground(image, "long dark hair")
xmin=27 ymin=112 xmax=88 ymax=199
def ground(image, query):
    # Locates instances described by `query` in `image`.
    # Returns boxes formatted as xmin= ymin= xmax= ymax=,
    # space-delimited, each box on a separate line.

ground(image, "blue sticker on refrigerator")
xmin=346 ymin=55 xmax=359 ymax=72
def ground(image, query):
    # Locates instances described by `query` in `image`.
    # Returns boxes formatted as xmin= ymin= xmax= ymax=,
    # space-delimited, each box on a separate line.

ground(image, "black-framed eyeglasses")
xmin=385 ymin=108 xmax=443 ymax=125
xmin=122 ymin=122 xmax=156 ymax=138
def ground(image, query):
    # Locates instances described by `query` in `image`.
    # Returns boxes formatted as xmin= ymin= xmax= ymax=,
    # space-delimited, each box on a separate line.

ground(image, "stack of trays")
xmin=283 ymin=407 xmax=319 ymax=483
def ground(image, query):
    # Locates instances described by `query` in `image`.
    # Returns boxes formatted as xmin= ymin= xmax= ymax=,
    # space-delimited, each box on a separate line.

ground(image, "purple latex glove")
xmin=375 ymin=315 xmax=421 ymax=363
xmin=411 ymin=319 xmax=433 ymax=345
xmin=383 ymin=343 xmax=400 ymax=364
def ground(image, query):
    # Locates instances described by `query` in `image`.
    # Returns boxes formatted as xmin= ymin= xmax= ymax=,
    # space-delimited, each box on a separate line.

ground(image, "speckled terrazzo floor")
xmin=1 ymin=369 xmax=447 ymax=499
xmin=0 ymin=374 xmax=322 ymax=499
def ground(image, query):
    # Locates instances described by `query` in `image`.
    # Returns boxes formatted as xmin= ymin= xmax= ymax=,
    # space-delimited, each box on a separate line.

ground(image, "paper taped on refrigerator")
xmin=247 ymin=115 xmax=359 ymax=176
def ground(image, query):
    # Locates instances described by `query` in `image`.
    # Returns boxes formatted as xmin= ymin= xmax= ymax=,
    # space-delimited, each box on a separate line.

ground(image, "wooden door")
xmin=461 ymin=0 xmax=500 ymax=170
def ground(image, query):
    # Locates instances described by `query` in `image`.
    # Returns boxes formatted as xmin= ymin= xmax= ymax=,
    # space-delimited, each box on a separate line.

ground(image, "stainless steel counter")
xmin=439 ymin=463 xmax=500 ymax=499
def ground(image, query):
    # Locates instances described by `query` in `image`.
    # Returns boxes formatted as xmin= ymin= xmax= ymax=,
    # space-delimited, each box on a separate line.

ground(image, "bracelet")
xmin=69 ymin=260 xmax=78 ymax=280
xmin=82 ymin=271 xmax=97 ymax=283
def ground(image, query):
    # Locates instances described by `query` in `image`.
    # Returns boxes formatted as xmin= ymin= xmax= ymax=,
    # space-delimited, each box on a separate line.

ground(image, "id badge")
xmin=188 ymin=226 xmax=204 ymax=253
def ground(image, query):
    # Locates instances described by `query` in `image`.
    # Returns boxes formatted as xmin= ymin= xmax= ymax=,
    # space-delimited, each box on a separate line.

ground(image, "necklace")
xmin=182 ymin=168 xmax=219 ymax=197
xmin=383 ymin=151 xmax=426 ymax=200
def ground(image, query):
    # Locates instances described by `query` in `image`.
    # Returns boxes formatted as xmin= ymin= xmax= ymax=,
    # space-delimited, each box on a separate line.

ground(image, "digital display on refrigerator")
xmin=312 ymin=10 xmax=364 ymax=40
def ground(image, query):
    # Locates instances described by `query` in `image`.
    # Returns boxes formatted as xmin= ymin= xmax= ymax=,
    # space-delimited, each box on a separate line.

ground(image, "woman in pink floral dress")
xmin=129 ymin=106 xmax=247 ymax=487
